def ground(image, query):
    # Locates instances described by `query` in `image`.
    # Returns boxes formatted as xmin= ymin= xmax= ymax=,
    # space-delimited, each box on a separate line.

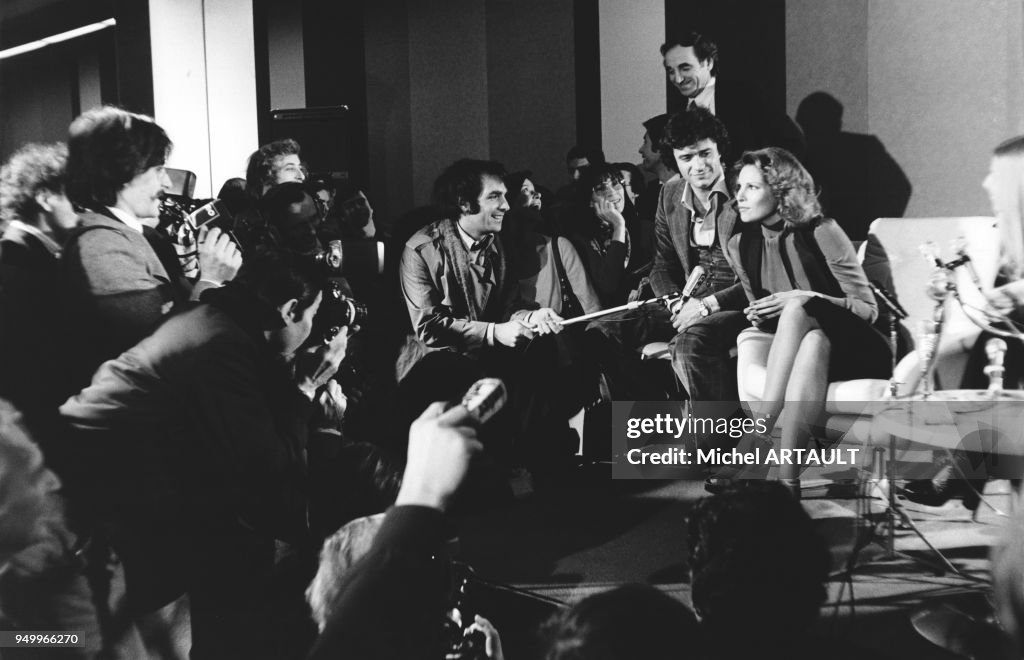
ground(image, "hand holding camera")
xmin=294 ymin=326 xmax=350 ymax=400
xmin=197 ymin=225 xmax=242 ymax=285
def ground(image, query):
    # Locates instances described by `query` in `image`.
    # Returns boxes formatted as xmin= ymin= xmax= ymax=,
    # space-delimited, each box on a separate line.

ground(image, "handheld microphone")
xmin=460 ymin=378 xmax=507 ymax=425
xmin=680 ymin=265 xmax=708 ymax=301
xmin=984 ymin=338 xmax=1008 ymax=392
xmin=669 ymin=265 xmax=707 ymax=313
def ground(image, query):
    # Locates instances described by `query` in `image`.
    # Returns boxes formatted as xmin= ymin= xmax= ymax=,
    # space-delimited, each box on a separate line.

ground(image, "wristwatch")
xmin=697 ymin=298 xmax=712 ymax=317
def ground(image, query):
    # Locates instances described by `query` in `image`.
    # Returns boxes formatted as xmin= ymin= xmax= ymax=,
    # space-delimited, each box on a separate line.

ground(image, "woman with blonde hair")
xmin=728 ymin=147 xmax=891 ymax=497
xmin=904 ymin=135 xmax=1024 ymax=508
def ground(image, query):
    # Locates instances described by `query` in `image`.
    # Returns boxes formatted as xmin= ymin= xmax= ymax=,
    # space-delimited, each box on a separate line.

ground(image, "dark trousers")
xmin=669 ymin=310 xmax=749 ymax=403
xmin=588 ymin=306 xmax=749 ymax=404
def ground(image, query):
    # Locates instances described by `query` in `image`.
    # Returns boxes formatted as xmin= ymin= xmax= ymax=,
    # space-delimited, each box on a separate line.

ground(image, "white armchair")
xmin=736 ymin=216 xmax=1000 ymax=445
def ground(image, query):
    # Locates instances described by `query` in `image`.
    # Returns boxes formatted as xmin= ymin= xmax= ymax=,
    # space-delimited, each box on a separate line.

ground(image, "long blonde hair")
xmin=992 ymin=136 xmax=1024 ymax=280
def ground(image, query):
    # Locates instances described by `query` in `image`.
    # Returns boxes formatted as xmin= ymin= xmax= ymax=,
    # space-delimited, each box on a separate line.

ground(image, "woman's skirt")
xmin=802 ymin=297 xmax=893 ymax=380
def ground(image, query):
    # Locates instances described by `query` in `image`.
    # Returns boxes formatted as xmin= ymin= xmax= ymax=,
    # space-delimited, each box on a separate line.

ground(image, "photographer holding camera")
xmin=57 ymin=248 xmax=349 ymax=660
xmin=59 ymin=106 xmax=241 ymax=398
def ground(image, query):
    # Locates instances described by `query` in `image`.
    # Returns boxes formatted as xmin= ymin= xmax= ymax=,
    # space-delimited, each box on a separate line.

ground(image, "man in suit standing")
xmin=661 ymin=31 xmax=804 ymax=160
xmin=651 ymin=108 xmax=749 ymax=405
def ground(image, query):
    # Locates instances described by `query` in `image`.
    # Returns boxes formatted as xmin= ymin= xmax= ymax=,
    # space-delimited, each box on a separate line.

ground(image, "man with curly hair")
xmin=0 ymin=143 xmax=79 ymax=427
xmin=650 ymin=108 xmax=750 ymax=410
xmin=244 ymin=138 xmax=307 ymax=199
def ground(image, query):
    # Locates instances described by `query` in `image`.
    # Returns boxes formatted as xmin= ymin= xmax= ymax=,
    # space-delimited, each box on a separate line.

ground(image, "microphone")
xmin=668 ymin=265 xmax=707 ymax=313
xmin=868 ymin=282 xmax=908 ymax=320
xmin=950 ymin=238 xmax=984 ymax=288
xmin=984 ymin=338 xmax=1008 ymax=392
xmin=926 ymin=269 xmax=952 ymax=304
xmin=919 ymin=241 xmax=944 ymax=269
xmin=680 ymin=265 xmax=708 ymax=302
xmin=460 ymin=378 xmax=507 ymax=425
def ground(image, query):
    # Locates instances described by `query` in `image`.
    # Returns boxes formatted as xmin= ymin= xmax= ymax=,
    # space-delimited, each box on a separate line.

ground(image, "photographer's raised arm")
xmin=308 ymin=403 xmax=481 ymax=659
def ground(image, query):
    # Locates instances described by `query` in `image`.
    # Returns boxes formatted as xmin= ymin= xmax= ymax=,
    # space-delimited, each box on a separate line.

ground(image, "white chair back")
xmin=868 ymin=217 xmax=1000 ymax=338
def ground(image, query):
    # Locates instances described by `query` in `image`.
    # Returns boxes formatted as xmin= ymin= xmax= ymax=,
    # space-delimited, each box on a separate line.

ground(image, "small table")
xmin=870 ymin=389 xmax=1024 ymax=463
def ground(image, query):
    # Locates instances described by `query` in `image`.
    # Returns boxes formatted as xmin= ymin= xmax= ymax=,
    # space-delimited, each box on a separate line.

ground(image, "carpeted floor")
xmin=454 ymin=466 xmax=1014 ymax=659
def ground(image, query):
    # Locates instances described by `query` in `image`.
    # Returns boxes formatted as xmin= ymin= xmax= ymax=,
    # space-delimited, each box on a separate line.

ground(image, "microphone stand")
xmin=868 ymin=283 xmax=907 ymax=397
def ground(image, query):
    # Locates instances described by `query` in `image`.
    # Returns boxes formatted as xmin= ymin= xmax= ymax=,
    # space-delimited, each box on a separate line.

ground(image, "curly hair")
xmin=660 ymin=107 xmax=731 ymax=169
xmin=0 ymin=142 xmax=68 ymax=228
xmin=735 ymin=147 xmax=821 ymax=227
xmin=245 ymin=139 xmax=302 ymax=198
xmin=66 ymin=106 xmax=171 ymax=210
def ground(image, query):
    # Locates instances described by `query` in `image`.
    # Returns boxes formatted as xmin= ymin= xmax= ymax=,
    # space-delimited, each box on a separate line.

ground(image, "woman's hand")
xmin=593 ymin=198 xmax=622 ymax=231
xmin=744 ymin=290 xmax=819 ymax=323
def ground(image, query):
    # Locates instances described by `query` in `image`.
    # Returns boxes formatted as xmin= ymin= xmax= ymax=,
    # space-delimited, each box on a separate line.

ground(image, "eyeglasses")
xmin=592 ymin=178 xmax=624 ymax=195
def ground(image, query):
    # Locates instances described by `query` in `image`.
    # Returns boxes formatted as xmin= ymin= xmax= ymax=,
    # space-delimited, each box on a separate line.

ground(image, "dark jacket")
xmin=59 ymin=286 xmax=312 ymax=610
xmin=649 ymin=177 xmax=747 ymax=311
xmin=308 ymin=506 xmax=449 ymax=660
xmin=0 ymin=223 xmax=64 ymax=424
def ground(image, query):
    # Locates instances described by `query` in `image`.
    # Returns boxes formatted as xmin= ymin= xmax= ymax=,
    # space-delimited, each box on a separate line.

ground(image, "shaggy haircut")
xmin=245 ymin=138 xmax=302 ymax=198
xmin=735 ymin=147 xmax=822 ymax=227
xmin=660 ymin=107 xmax=731 ymax=169
xmin=66 ymin=106 xmax=171 ymax=210
xmin=0 ymin=142 xmax=68 ymax=228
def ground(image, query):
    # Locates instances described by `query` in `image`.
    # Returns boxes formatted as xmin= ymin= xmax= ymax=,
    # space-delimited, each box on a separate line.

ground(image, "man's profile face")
xmin=663 ymin=45 xmax=713 ymax=99
xmin=639 ymin=131 xmax=660 ymax=172
xmin=272 ymin=154 xmax=307 ymax=186
xmin=567 ymin=157 xmax=591 ymax=182
xmin=673 ymin=139 xmax=723 ymax=192
xmin=276 ymin=291 xmax=323 ymax=357
xmin=460 ymin=175 xmax=508 ymax=238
